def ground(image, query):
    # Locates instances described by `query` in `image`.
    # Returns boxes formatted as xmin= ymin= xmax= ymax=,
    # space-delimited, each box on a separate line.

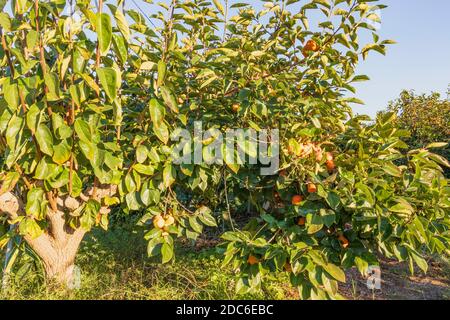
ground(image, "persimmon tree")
xmin=0 ymin=0 xmax=449 ymax=299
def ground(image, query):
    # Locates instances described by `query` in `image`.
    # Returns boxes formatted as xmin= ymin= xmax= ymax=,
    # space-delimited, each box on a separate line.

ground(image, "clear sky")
xmin=352 ymin=0 xmax=450 ymax=117
xmin=127 ymin=0 xmax=450 ymax=118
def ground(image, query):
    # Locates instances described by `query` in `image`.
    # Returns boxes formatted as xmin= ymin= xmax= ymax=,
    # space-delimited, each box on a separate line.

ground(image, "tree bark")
xmin=24 ymin=226 xmax=85 ymax=285
xmin=0 ymin=185 xmax=116 ymax=285
xmin=0 ymin=192 xmax=85 ymax=285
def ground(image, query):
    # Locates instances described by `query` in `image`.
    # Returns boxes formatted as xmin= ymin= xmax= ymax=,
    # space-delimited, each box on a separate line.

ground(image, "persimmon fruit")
xmin=326 ymin=160 xmax=335 ymax=173
xmin=291 ymin=195 xmax=303 ymax=206
xmin=153 ymin=215 xmax=166 ymax=229
xmin=307 ymin=183 xmax=317 ymax=193
xmin=297 ymin=217 xmax=306 ymax=226
xmin=247 ymin=255 xmax=260 ymax=265
xmin=232 ymin=103 xmax=240 ymax=113
xmin=165 ymin=215 xmax=175 ymax=226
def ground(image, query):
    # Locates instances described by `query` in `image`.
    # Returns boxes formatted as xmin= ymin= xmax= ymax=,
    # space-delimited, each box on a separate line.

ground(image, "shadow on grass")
xmin=0 ymin=221 xmax=284 ymax=300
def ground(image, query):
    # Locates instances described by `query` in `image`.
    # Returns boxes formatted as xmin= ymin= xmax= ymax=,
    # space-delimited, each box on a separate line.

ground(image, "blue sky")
xmin=127 ymin=0 xmax=450 ymax=118
xmin=352 ymin=0 xmax=450 ymax=117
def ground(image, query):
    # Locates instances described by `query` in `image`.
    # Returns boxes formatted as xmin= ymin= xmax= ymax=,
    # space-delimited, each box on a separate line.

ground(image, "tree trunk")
xmin=24 ymin=209 xmax=86 ymax=286
xmin=25 ymin=211 xmax=85 ymax=285
xmin=1 ymin=186 xmax=116 ymax=286
xmin=0 ymin=192 xmax=86 ymax=286
xmin=41 ymin=252 xmax=76 ymax=284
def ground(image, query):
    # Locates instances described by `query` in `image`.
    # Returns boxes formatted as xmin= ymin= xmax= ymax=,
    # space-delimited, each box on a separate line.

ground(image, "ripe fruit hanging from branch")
xmin=307 ymin=183 xmax=317 ymax=193
xmin=326 ymin=160 xmax=336 ymax=173
xmin=297 ymin=217 xmax=306 ymax=226
xmin=153 ymin=215 xmax=166 ymax=229
xmin=302 ymin=39 xmax=319 ymax=56
xmin=338 ymin=233 xmax=350 ymax=249
xmin=231 ymin=103 xmax=241 ymax=113
xmin=247 ymin=255 xmax=260 ymax=265
xmin=164 ymin=215 xmax=175 ymax=227
xmin=291 ymin=195 xmax=303 ymax=206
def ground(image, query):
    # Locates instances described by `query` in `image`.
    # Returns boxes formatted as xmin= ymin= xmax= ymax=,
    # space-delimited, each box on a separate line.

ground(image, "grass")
xmin=1 ymin=222 xmax=449 ymax=300
xmin=0 ymin=223 xmax=291 ymax=300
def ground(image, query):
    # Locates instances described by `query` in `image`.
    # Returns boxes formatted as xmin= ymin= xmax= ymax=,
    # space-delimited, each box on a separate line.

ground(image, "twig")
xmin=223 ymin=169 xmax=235 ymax=231
xmin=168 ymin=186 xmax=194 ymax=214
xmin=0 ymin=29 xmax=14 ymax=78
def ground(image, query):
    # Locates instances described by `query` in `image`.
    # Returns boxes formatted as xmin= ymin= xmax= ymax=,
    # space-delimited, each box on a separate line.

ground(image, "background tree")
xmin=0 ymin=0 xmax=449 ymax=299
xmin=381 ymin=90 xmax=449 ymax=176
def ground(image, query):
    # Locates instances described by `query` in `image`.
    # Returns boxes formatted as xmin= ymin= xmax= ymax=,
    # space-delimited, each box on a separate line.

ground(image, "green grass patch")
xmin=0 ymin=224 xmax=292 ymax=300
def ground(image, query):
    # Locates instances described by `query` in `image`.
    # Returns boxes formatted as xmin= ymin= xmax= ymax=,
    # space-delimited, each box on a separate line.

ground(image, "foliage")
xmin=382 ymin=90 xmax=450 ymax=175
xmin=0 ymin=0 xmax=449 ymax=299
xmin=1 ymin=225 xmax=450 ymax=300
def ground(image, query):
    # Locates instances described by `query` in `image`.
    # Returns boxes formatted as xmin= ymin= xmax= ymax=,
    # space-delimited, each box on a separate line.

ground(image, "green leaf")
xmin=390 ymin=198 xmax=414 ymax=216
xmin=223 ymin=145 xmax=240 ymax=174
xmin=81 ymin=199 xmax=100 ymax=231
xmin=163 ymin=163 xmax=176 ymax=188
xmin=35 ymin=124 xmax=54 ymax=156
xmin=71 ymin=171 xmax=82 ymax=198
xmin=113 ymin=7 xmax=130 ymax=40
xmin=96 ymin=13 xmax=112 ymax=56
xmin=212 ymin=0 xmax=225 ymax=15
xmin=197 ymin=206 xmax=217 ymax=227
xmin=34 ymin=156 xmax=57 ymax=180
xmin=69 ymin=83 xmax=86 ymax=108
xmin=189 ymin=216 xmax=203 ymax=233
xmin=408 ymin=247 xmax=428 ymax=273
xmin=153 ymin=122 xmax=169 ymax=144
xmin=26 ymin=104 xmax=41 ymax=134
xmin=354 ymin=256 xmax=370 ymax=276
xmin=97 ymin=67 xmax=118 ymax=101
xmin=323 ymin=263 xmax=346 ymax=282
xmin=74 ymin=119 xmax=91 ymax=143
xmin=3 ymin=79 xmax=18 ymax=109
xmin=133 ymin=163 xmax=154 ymax=175
xmin=126 ymin=192 xmax=140 ymax=211
xmin=136 ymin=145 xmax=148 ymax=163
xmin=157 ymin=60 xmax=166 ymax=87
xmin=44 ymin=72 xmax=61 ymax=101
xmin=25 ymin=188 xmax=44 ymax=218
xmin=382 ymin=162 xmax=402 ymax=177
xmin=326 ymin=191 xmax=340 ymax=210
xmin=147 ymin=237 xmax=163 ymax=257
xmin=140 ymin=188 xmax=160 ymax=206
xmin=426 ymin=142 xmax=448 ymax=149
xmin=0 ymin=172 xmax=20 ymax=195
xmin=5 ymin=114 xmax=24 ymax=150
xmin=19 ymin=218 xmax=43 ymax=239
xmin=161 ymin=242 xmax=173 ymax=263
xmin=159 ymin=86 xmax=179 ymax=113
xmin=112 ymin=34 xmax=128 ymax=65
xmin=149 ymin=98 xmax=165 ymax=127
xmin=26 ymin=30 xmax=39 ymax=50
xmin=52 ymin=140 xmax=71 ymax=165
xmin=321 ymin=209 xmax=336 ymax=228
xmin=124 ymin=173 xmax=136 ymax=193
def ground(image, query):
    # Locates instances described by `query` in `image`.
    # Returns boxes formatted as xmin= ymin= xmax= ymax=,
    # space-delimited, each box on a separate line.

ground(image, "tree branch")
xmin=0 ymin=192 xmax=23 ymax=221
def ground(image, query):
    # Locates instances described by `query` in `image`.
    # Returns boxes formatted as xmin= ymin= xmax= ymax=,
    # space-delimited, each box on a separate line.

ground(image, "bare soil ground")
xmin=340 ymin=258 xmax=450 ymax=300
